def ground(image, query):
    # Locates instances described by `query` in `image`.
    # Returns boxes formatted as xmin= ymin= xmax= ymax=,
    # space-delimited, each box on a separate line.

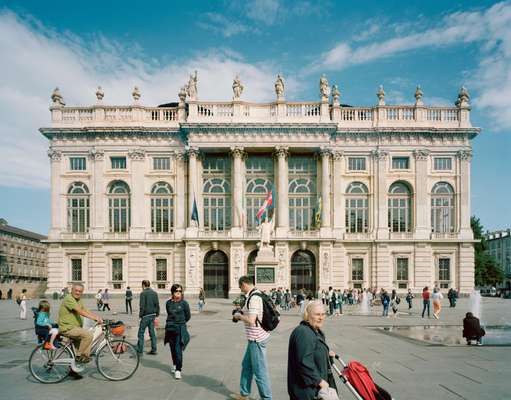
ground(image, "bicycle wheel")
xmin=29 ymin=344 xmax=74 ymax=384
xmin=96 ymin=339 xmax=139 ymax=381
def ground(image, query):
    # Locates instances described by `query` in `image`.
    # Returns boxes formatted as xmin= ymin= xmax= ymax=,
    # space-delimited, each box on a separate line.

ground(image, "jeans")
xmin=102 ymin=303 xmax=111 ymax=311
xmin=126 ymin=299 xmax=132 ymax=314
xmin=137 ymin=315 xmax=157 ymax=353
xmin=382 ymin=304 xmax=389 ymax=316
xmin=240 ymin=339 xmax=272 ymax=400
xmin=407 ymin=299 xmax=412 ymax=309
xmin=422 ymin=300 xmax=430 ymax=317
xmin=167 ymin=331 xmax=183 ymax=371
xmin=329 ymin=301 xmax=335 ymax=315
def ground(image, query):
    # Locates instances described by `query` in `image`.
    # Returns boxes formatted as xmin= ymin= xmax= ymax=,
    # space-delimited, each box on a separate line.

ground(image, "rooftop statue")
xmin=275 ymin=74 xmax=285 ymax=100
xmin=186 ymin=70 xmax=198 ymax=101
xmin=332 ymin=84 xmax=340 ymax=105
xmin=96 ymin=86 xmax=104 ymax=102
xmin=132 ymin=86 xmax=141 ymax=102
xmin=319 ymin=74 xmax=330 ymax=100
xmin=415 ymin=85 xmax=424 ymax=106
xmin=178 ymin=86 xmax=187 ymax=103
xmin=51 ymin=87 xmax=65 ymax=106
xmin=456 ymin=86 xmax=470 ymax=107
xmin=377 ymin=85 xmax=385 ymax=106
xmin=232 ymin=75 xmax=244 ymax=100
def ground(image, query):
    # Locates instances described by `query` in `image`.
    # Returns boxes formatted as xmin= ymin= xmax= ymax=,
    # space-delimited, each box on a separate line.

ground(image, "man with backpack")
xmin=231 ymin=275 xmax=278 ymax=400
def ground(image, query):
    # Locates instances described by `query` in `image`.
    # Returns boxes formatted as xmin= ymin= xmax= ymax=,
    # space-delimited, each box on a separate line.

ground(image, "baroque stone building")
xmin=486 ymin=229 xmax=511 ymax=287
xmin=40 ymin=76 xmax=479 ymax=297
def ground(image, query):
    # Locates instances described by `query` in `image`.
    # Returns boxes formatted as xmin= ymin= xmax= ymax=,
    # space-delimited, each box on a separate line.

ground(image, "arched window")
xmin=67 ymin=182 xmax=90 ymax=233
xmin=431 ymin=182 xmax=455 ymax=233
xmin=247 ymin=250 xmax=258 ymax=280
xmin=388 ymin=182 xmax=412 ymax=232
xmin=108 ymin=181 xmax=130 ymax=232
xmin=246 ymin=178 xmax=273 ymax=229
xmin=203 ymin=178 xmax=231 ymax=231
xmin=289 ymin=156 xmax=317 ymax=231
xmin=345 ymin=182 xmax=369 ymax=233
xmin=151 ymin=182 xmax=174 ymax=232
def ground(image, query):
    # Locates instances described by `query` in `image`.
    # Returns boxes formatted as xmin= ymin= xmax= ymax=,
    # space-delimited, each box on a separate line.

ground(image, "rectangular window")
xmin=352 ymin=258 xmax=364 ymax=281
xmin=111 ymin=157 xmax=127 ymax=169
xmin=153 ymin=157 xmax=170 ymax=170
xmin=434 ymin=157 xmax=452 ymax=171
xmin=392 ymin=157 xmax=410 ymax=169
xmin=439 ymin=258 xmax=450 ymax=281
xmin=396 ymin=258 xmax=408 ymax=281
xmin=156 ymin=259 xmax=167 ymax=281
xmin=71 ymin=259 xmax=82 ymax=281
xmin=112 ymin=258 xmax=123 ymax=281
xmin=70 ymin=157 xmax=86 ymax=171
xmin=348 ymin=157 xmax=366 ymax=171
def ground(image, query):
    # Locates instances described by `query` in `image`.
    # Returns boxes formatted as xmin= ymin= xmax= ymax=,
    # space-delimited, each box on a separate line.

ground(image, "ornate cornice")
xmin=88 ymin=147 xmax=104 ymax=161
xmin=371 ymin=148 xmax=388 ymax=160
xmin=128 ymin=148 xmax=146 ymax=160
xmin=413 ymin=149 xmax=430 ymax=161
xmin=47 ymin=148 xmax=62 ymax=161
xmin=457 ymin=149 xmax=473 ymax=161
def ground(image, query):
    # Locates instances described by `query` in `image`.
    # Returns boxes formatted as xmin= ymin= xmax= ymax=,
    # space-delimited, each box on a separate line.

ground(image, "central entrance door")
xmin=291 ymin=250 xmax=316 ymax=295
xmin=203 ymin=250 xmax=229 ymax=298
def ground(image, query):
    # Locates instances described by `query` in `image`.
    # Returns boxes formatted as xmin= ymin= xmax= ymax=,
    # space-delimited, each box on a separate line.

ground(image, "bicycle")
xmin=29 ymin=320 xmax=140 ymax=384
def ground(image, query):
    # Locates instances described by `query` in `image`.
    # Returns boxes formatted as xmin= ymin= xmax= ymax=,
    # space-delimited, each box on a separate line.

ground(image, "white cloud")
xmin=197 ymin=13 xmax=256 ymax=37
xmin=0 ymin=11 xmax=298 ymax=189
xmin=246 ymin=0 xmax=281 ymax=25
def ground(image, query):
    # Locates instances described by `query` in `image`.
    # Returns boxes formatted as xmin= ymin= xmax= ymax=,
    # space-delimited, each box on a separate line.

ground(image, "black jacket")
xmin=288 ymin=321 xmax=336 ymax=400
xmin=139 ymin=288 xmax=160 ymax=318
xmin=164 ymin=299 xmax=191 ymax=349
xmin=463 ymin=315 xmax=485 ymax=339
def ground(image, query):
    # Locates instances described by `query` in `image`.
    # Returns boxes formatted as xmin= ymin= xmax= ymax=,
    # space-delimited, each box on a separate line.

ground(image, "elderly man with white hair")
xmin=287 ymin=301 xmax=338 ymax=400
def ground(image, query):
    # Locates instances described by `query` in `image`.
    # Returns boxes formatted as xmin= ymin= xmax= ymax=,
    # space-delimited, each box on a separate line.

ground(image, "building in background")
xmin=486 ymin=229 xmax=511 ymax=288
xmin=40 ymin=76 xmax=479 ymax=297
xmin=0 ymin=218 xmax=47 ymax=298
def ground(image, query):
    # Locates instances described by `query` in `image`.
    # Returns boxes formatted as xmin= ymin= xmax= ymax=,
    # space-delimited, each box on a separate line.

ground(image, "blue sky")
xmin=0 ymin=0 xmax=510 ymax=235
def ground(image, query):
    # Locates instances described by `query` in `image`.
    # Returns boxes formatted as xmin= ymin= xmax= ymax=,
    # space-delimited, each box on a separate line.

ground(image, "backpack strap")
xmin=246 ymin=291 xmax=263 ymax=327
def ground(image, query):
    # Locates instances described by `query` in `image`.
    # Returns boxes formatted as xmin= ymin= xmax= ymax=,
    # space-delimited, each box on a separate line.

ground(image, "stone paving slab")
xmin=0 ymin=296 xmax=510 ymax=399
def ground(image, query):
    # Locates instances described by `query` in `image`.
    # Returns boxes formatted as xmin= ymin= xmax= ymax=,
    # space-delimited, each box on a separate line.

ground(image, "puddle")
xmin=374 ymin=325 xmax=511 ymax=346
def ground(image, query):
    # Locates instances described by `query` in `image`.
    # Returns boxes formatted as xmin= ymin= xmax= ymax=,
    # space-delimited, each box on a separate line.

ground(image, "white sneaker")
xmin=170 ymin=365 xmax=176 ymax=373
xmin=175 ymin=370 xmax=181 ymax=380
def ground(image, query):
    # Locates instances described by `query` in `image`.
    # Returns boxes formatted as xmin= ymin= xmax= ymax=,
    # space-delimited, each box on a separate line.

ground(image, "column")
xmin=128 ymin=148 xmax=146 ymax=240
xmin=458 ymin=150 xmax=473 ymax=239
xmin=414 ymin=149 xmax=430 ymax=239
xmin=89 ymin=148 xmax=105 ymax=239
xmin=230 ymin=146 xmax=246 ymax=235
xmin=373 ymin=149 xmax=389 ymax=239
xmin=187 ymin=147 xmax=200 ymax=233
xmin=175 ymin=150 xmax=186 ymax=235
xmin=275 ymin=146 xmax=289 ymax=235
xmin=332 ymin=151 xmax=344 ymax=237
xmin=48 ymin=148 xmax=62 ymax=240
xmin=320 ymin=148 xmax=332 ymax=230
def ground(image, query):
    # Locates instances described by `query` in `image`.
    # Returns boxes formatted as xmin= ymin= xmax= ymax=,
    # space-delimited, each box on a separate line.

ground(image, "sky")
xmin=0 ymin=0 xmax=510 ymax=235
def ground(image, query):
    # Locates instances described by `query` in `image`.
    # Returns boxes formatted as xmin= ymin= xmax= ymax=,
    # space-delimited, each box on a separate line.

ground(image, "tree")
xmin=471 ymin=216 xmax=505 ymax=286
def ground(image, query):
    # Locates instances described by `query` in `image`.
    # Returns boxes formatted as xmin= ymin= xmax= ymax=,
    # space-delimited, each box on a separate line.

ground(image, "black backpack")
xmin=247 ymin=291 xmax=280 ymax=332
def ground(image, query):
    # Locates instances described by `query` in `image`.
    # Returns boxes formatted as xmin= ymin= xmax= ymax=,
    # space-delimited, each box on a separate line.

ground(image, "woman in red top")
xmin=421 ymin=287 xmax=431 ymax=318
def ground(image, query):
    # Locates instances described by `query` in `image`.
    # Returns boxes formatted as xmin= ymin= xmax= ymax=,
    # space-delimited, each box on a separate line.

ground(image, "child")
xmin=35 ymin=300 xmax=59 ymax=350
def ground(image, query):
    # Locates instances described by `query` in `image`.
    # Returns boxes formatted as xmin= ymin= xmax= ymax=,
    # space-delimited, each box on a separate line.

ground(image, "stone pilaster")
xmin=459 ymin=242 xmax=475 ymax=293
xmin=48 ymin=148 xmax=62 ymax=240
xmin=275 ymin=241 xmax=290 ymax=288
xmin=88 ymin=148 xmax=105 ymax=239
xmin=128 ymin=148 xmax=146 ymax=239
xmin=414 ymin=149 xmax=430 ymax=239
xmin=332 ymin=151 xmax=344 ymax=237
xmin=372 ymin=149 xmax=389 ymax=239
xmin=185 ymin=241 xmax=201 ymax=295
xmin=187 ymin=147 xmax=200 ymax=234
xmin=230 ymin=146 xmax=246 ymax=235
xmin=319 ymin=147 xmax=332 ymax=230
xmin=319 ymin=242 xmax=333 ymax=289
xmin=458 ymin=150 xmax=473 ymax=239
xmin=175 ymin=151 xmax=186 ymax=234
xmin=275 ymin=146 xmax=289 ymax=236
xmin=229 ymin=242 xmax=244 ymax=296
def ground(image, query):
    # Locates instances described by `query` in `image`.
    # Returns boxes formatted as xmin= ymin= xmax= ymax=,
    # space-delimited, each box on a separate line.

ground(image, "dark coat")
xmin=139 ymin=288 xmax=160 ymax=318
xmin=287 ymin=321 xmax=336 ymax=400
xmin=463 ymin=315 xmax=485 ymax=339
xmin=164 ymin=299 xmax=191 ymax=349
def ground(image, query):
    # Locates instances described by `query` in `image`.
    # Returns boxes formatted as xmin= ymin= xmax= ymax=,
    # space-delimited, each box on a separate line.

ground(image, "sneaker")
xmin=466 ymin=340 xmax=472 ymax=345
xmin=147 ymin=350 xmax=157 ymax=355
xmin=170 ymin=365 xmax=176 ymax=373
xmin=76 ymin=355 xmax=91 ymax=364
xmin=229 ymin=394 xmax=250 ymax=400
xmin=68 ymin=370 xmax=83 ymax=380
xmin=174 ymin=370 xmax=181 ymax=380
xmin=43 ymin=342 xmax=55 ymax=350
xmin=477 ymin=341 xmax=483 ymax=346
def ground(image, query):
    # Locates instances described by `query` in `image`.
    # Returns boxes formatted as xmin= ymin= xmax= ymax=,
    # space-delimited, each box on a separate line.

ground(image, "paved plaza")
xmin=0 ymin=295 xmax=509 ymax=400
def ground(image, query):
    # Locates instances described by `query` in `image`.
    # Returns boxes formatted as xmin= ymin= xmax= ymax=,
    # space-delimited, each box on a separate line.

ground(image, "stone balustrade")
xmin=50 ymin=100 xmax=471 ymax=129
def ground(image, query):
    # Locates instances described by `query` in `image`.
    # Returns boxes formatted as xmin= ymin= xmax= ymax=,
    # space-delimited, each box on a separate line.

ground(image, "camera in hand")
xmin=232 ymin=309 xmax=243 ymax=323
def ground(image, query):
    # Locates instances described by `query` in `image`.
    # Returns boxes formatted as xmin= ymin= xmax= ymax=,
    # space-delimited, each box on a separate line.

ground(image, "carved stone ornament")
xmin=414 ymin=85 xmax=423 ymax=106
xmin=96 ymin=86 xmax=104 ymax=101
xmin=319 ymin=74 xmax=330 ymax=100
xmin=332 ymin=84 xmax=341 ymax=105
xmin=371 ymin=148 xmax=388 ymax=160
xmin=232 ymin=75 xmax=244 ymax=100
xmin=413 ymin=149 xmax=430 ymax=161
xmin=88 ymin=147 xmax=105 ymax=160
xmin=187 ymin=146 xmax=200 ymax=158
xmin=457 ymin=86 xmax=470 ymax=107
xmin=186 ymin=70 xmax=198 ymax=101
xmin=321 ymin=251 xmax=330 ymax=282
xmin=47 ymin=148 xmax=62 ymax=161
xmin=275 ymin=74 xmax=285 ymax=100
xmin=174 ymin=150 xmax=186 ymax=161
xmin=274 ymin=145 xmax=289 ymax=159
xmin=128 ymin=148 xmax=146 ymax=160
xmin=51 ymin=87 xmax=65 ymax=106
xmin=277 ymin=247 xmax=286 ymax=283
xmin=230 ymin=146 xmax=246 ymax=159
xmin=319 ymin=146 xmax=333 ymax=158
xmin=132 ymin=86 xmax=141 ymax=102
xmin=377 ymin=85 xmax=385 ymax=106
xmin=178 ymin=86 xmax=187 ymax=103
xmin=332 ymin=150 xmax=344 ymax=161
xmin=457 ymin=149 xmax=473 ymax=160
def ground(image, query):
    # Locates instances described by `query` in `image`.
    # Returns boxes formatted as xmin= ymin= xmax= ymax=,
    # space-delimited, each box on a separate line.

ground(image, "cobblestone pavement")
xmin=0 ymin=295 xmax=510 ymax=400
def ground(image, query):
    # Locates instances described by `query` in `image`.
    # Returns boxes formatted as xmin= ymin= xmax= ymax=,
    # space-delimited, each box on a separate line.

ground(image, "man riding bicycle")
xmin=58 ymin=283 xmax=103 ymax=371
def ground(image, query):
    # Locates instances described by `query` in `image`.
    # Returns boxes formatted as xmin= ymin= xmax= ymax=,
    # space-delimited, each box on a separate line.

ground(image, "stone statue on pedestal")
xmin=319 ymin=74 xmax=330 ymax=100
xmin=232 ymin=75 xmax=244 ymax=100
xmin=186 ymin=70 xmax=198 ymax=100
xmin=275 ymin=74 xmax=285 ymax=100
xmin=258 ymin=216 xmax=274 ymax=250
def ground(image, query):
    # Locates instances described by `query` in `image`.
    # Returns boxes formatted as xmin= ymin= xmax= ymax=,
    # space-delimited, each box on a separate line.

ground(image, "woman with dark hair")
xmin=164 ymin=284 xmax=191 ymax=380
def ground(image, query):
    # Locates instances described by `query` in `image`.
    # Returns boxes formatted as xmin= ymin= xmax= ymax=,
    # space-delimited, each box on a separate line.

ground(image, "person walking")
xmin=421 ymin=286 xmax=431 ymax=318
xmin=405 ymin=289 xmax=414 ymax=309
xmin=390 ymin=289 xmax=400 ymax=318
xmin=19 ymin=289 xmax=28 ymax=319
xmin=296 ymin=289 xmax=305 ymax=315
xmin=328 ymin=287 xmax=335 ymax=316
xmin=7 ymin=288 xmax=12 ymax=300
xmin=380 ymin=289 xmax=390 ymax=317
xmin=230 ymin=275 xmax=272 ymax=400
xmin=95 ymin=289 xmax=103 ymax=311
xmin=198 ymin=288 xmax=206 ymax=313
xmin=432 ymin=287 xmax=444 ymax=319
xmin=288 ymin=301 xmax=337 ymax=400
xmin=136 ymin=280 xmax=160 ymax=355
xmin=0 ymin=289 xmax=3 ymax=300
xmin=125 ymin=286 xmax=133 ymax=314
xmin=164 ymin=284 xmax=191 ymax=380
xmin=448 ymin=288 xmax=458 ymax=308
xmin=101 ymin=288 xmax=111 ymax=311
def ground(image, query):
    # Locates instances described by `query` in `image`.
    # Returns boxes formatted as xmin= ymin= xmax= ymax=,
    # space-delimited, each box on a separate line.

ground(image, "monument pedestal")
xmin=253 ymin=245 xmax=279 ymax=292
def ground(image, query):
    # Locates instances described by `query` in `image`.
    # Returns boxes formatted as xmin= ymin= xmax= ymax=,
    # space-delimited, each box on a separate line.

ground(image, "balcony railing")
xmin=431 ymin=232 xmax=459 ymax=240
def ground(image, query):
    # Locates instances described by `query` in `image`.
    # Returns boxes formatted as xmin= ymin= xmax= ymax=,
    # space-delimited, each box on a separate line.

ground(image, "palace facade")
xmin=40 ymin=77 xmax=479 ymax=297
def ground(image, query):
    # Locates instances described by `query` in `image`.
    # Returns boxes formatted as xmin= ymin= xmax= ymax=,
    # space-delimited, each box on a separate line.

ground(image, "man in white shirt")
xmin=231 ymin=275 xmax=272 ymax=400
